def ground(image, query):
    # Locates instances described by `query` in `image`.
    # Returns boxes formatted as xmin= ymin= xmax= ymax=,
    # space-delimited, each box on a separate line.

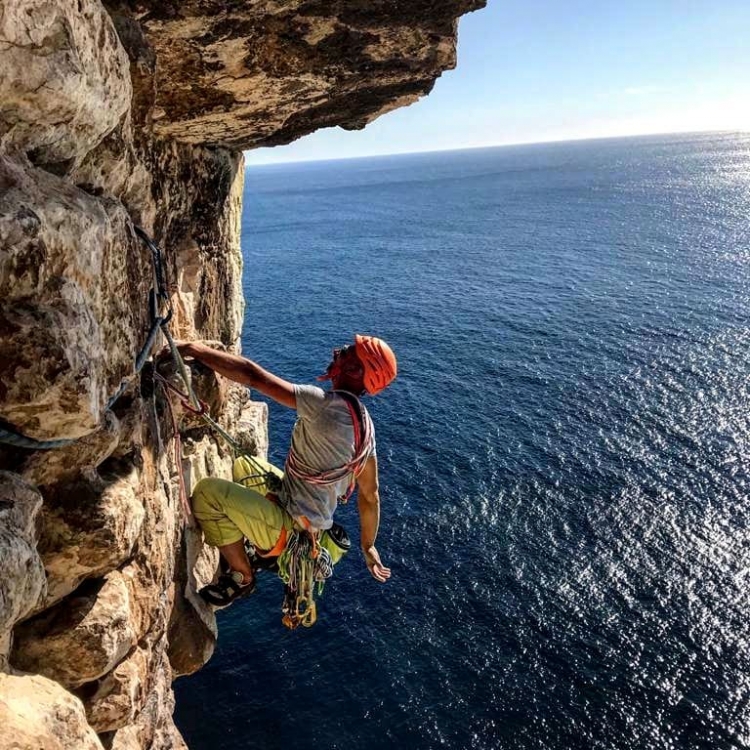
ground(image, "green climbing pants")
xmin=192 ymin=457 xmax=292 ymax=551
xmin=192 ymin=477 xmax=293 ymax=550
xmin=191 ymin=457 xmax=349 ymax=563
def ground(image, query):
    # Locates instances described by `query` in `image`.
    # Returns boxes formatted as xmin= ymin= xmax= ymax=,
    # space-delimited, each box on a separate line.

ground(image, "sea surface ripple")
xmin=175 ymin=132 xmax=750 ymax=750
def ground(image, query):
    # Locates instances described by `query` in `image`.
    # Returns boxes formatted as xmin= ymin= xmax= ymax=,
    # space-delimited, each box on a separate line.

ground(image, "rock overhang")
xmin=109 ymin=0 xmax=486 ymax=150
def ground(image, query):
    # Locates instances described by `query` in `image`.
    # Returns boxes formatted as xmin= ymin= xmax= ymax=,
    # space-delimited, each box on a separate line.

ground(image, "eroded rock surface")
xmin=13 ymin=573 xmax=139 ymax=689
xmin=0 ymin=0 xmax=131 ymax=168
xmin=0 ymin=0 xmax=482 ymax=747
xmin=39 ymin=463 xmax=145 ymax=607
xmin=112 ymin=0 xmax=483 ymax=149
xmin=0 ymin=673 xmax=105 ymax=750
xmin=0 ymin=472 xmax=46 ymax=669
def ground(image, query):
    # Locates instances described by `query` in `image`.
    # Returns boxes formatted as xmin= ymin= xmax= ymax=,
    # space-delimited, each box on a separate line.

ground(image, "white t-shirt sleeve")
xmin=294 ymin=384 xmax=328 ymax=420
xmin=368 ymin=417 xmax=377 ymax=459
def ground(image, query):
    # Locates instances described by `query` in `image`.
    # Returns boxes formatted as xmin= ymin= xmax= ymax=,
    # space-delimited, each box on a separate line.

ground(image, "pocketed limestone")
xmin=11 ymin=573 xmax=138 ymax=690
xmin=103 ymin=642 xmax=188 ymax=750
xmin=167 ymin=525 xmax=218 ymax=678
xmin=0 ymin=0 xmax=131 ymax=167
xmin=38 ymin=466 xmax=146 ymax=608
xmin=84 ymin=645 xmax=149 ymax=733
xmin=0 ymin=156 xmax=146 ymax=442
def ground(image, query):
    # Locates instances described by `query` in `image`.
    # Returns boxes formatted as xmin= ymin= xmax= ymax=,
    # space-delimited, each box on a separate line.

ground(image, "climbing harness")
xmin=272 ymin=391 xmax=370 ymax=628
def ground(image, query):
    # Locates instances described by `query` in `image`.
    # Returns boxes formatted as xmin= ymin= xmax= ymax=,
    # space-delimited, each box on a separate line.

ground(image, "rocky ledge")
xmin=0 ymin=1 xmax=482 ymax=748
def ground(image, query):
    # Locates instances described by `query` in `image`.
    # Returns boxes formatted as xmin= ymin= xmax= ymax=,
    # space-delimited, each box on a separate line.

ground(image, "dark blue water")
xmin=174 ymin=132 xmax=750 ymax=750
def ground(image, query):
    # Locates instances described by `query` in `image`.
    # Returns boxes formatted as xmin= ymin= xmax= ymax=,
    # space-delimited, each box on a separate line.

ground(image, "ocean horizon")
xmin=176 ymin=130 xmax=750 ymax=750
xmin=243 ymin=128 xmax=748 ymax=168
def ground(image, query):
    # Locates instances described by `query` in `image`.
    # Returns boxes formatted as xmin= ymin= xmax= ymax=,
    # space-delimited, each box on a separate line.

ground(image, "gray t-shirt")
xmin=280 ymin=384 xmax=376 ymax=530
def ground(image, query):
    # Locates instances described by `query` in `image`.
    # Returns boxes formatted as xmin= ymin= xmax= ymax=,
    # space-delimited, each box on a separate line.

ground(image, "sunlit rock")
xmin=38 ymin=465 xmax=145 ymax=608
xmin=0 ymin=673 xmax=104 ymax=750
xmin=0 ymin=156 xmax=143 ymax=442
xmin=12 ymin=573 xmax=138 ymax=689
xmin=124 ymin=0 xmax=483 ymax=150
xmin=0 ymin=0 xmax=131 ymax=168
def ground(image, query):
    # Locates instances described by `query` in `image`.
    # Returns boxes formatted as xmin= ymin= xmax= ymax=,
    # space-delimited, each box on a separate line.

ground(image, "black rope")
xmin=0 ymin=423 xmax=76 ymax=450
xmin=134 ymin=226 xmax=172 ymax=323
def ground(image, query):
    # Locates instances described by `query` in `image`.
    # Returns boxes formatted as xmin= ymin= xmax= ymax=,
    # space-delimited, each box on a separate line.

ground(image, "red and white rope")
xmin=284 ymin=394 xmax=373 ymax=497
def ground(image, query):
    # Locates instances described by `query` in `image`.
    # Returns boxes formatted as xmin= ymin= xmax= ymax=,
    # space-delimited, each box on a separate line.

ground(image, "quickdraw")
xmin=154 ymin=309 xmax=281 ymax=500
xmin=107 ymin=226 xmax=174 ymax=410
xmin=277 ymin=529 xmax=334 ymax=629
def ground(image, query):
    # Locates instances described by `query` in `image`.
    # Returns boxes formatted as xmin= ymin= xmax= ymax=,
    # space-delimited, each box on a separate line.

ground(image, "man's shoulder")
xmin=294 ymin=383 xmax=327 ymax=400
xmin=293 ymin=384 xmax=330 ymax=419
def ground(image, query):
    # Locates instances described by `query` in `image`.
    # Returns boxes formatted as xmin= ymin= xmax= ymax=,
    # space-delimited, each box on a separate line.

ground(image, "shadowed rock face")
xmin=108 ymin=0 xmax=484 ymax=148
xmin=0 ymin=0 xmax=482 ymax=747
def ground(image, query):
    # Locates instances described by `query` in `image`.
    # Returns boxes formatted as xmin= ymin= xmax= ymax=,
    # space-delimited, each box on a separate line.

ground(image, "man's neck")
xmin=331 ymin=381 xmax=365 ymax=398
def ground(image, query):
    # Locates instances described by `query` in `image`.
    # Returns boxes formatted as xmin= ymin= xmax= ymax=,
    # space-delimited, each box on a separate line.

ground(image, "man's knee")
xmin=191 ymin=478 xmax=244 ymax=547
xmin=192 ymin=477 xmax=229 ymax=519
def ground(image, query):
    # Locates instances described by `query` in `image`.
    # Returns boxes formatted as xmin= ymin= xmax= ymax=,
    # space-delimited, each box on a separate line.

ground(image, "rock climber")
xmin=173 ymin=335 xmax=397 ymax=610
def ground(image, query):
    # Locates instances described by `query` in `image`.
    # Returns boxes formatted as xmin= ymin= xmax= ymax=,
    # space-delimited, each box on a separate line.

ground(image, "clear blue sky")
xmin=245 ymin=1 xmax=750 ymax=165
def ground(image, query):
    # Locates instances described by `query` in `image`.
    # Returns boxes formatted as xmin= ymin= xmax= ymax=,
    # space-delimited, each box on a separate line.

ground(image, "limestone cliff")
xmin=0 ymin=1 xmax=483 ymax=747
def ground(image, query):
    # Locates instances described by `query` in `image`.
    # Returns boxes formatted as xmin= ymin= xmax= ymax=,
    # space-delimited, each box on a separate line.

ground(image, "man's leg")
xmin=192 ymin=476 xmax=292 ymax=578
xmin=218 ymin=539 xmax=254 ymax=584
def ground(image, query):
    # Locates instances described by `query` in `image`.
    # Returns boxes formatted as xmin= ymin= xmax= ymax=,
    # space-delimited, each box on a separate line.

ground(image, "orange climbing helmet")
xmin=354 ymin=334 xmax=398 ymax=395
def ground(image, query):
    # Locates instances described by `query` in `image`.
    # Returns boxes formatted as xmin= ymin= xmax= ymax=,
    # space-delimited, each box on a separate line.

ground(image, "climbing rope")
xmin=156 ymin=334 xmax=279 ymax=490
xmin=0 ymin=424 xmax=77 ymax=451
xmin=159 ymin=379 xmax=194 ymax=524
xmin=107 ymin=226 xmax=173 ymax=410
xmin=284 ymin=389 xmax=373 ymax=504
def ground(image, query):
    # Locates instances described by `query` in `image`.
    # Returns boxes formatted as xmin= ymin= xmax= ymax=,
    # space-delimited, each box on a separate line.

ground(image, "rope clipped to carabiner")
xmin=107 ymin=226 xmax=174 ymax=410
xmin=157 ymin=326 xmax=283 ymax=498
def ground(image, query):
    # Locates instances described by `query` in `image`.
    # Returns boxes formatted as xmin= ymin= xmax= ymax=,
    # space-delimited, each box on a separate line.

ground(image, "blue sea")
xmin=174 ymin=132 xmax=750 ymax=750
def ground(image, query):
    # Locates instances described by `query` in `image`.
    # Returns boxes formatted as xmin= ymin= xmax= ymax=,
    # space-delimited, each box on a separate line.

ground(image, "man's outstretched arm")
xmin=356 ymin=456 xmax=391 ymax=583
xmin=174 ymin=342 xmax=297 ymax=409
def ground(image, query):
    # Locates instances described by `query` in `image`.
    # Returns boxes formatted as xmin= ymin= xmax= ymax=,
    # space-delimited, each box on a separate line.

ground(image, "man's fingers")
xmin=364 ymin=547 xmax=391 ymax=581
xmin=371 ymin=564 xmax=392 ymax=582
